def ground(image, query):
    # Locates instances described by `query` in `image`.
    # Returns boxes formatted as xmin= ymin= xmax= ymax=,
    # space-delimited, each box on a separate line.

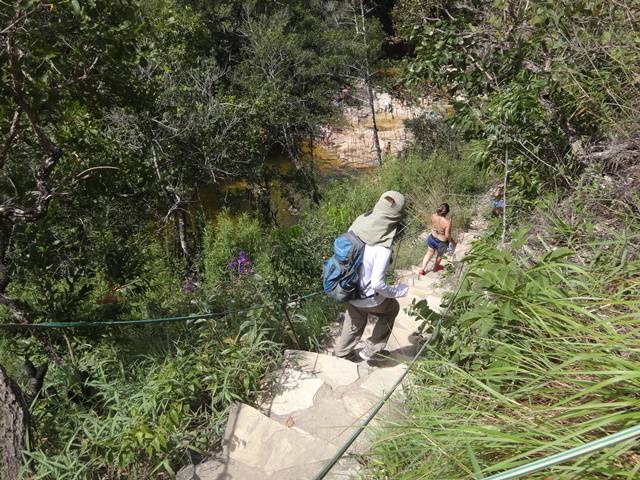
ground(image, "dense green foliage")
xmin=0 ymin=1 xmax=393 ymax=477
xmin=0 ymin=0 xmax=381 ymax=330
xmin=393 ymin=0 xmax=640 ymax=201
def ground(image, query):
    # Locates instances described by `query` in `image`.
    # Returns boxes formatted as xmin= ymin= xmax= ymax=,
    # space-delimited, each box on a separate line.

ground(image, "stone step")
xmin=393 ymin=268 xmax=415 ymax=279
xmin=402 ymin=289 xmax=445 ymax=313
xmin=396 ymin=266 xmax=446 ymax=290
xmin=181 ymin=403 xmax=342 ymax=480
xmin=394 ymin=310 xmax=422 ymax=329
xmin=413 ymin=278 xmax=440 ymax=288
xmin=260 ymin=351 xmax=407 ymax=449
xmin=224 ymin=403 xmax=340 ymax=476
xmin=180 ymin=454 xmax=357 ymax=480
xmin=177 ymin=456 xmax=262 ymax=480
xmin=260 ymin=351 xmax=360 ymax=417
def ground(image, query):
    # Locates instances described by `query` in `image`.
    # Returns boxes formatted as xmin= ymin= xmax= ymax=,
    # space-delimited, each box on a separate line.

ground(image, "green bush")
xmin=202 ymin=212 xmax=265 ymax=293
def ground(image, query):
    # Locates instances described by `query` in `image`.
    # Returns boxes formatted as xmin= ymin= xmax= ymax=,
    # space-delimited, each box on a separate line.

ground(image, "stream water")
xmin=193 ymin=143 xmax=372 ymax=226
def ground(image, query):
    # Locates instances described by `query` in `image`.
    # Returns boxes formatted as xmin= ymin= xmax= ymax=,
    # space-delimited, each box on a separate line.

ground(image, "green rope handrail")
xmin=483 ymin=424 xmax=640 ymax=480
xmin=0 ymin=291 xmax=322 ymax=329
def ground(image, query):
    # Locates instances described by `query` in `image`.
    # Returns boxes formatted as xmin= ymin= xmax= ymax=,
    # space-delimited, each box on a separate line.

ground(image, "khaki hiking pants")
xmin=334 ymin=297 xmax=400 ymax=358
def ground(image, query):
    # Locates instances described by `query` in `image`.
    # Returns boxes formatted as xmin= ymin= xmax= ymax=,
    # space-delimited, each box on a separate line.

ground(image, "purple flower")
xmin=227 ymin=251 xmax=255 ymax=276
xmin=182 ymin=277 xmax=195 ymax=293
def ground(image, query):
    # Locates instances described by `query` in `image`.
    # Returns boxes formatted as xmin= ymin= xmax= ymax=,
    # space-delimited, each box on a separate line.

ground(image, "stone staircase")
xmin=178 ymin=225 xmax=480 ymax=480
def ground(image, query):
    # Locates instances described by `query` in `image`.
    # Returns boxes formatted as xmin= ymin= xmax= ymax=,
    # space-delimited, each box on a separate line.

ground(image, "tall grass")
xmin=368 ymin=187 xmax=640 ymax=479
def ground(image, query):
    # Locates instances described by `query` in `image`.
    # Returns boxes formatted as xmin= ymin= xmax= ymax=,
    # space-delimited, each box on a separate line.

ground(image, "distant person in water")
xmin=333 ymin=191 xmax=409 ymax=362
xmin=491 ymin=184 xmax=505 ymax=217
xmin=419 ymin=203 xmax=456 ymax=275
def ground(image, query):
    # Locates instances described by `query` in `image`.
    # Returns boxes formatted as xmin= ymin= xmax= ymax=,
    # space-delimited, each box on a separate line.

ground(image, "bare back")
xmin=431 ymin=213 xmax=450 ymax=241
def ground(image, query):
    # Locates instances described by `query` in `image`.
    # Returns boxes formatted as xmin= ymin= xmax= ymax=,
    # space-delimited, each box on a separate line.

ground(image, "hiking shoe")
xmin=358 ymin=349 xmax=372 ymax=361
xmin=337 ymin=351 xmax=364 ymax=363
xmin=433 ymin=264 xmax=445 ymax=273
xmin=359 ymin=349 xmax=391 ymax=362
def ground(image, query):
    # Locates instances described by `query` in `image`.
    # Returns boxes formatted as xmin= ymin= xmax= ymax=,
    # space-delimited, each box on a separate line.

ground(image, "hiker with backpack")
xmin=323 ymin=191 xmax=409 ymax=362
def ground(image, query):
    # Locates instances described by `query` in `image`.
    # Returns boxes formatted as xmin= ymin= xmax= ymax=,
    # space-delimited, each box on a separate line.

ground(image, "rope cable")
xmin=0 ymin=291 xmax=323 ymax=330
xmin=483 ymin=424 xmax=640 ymax=480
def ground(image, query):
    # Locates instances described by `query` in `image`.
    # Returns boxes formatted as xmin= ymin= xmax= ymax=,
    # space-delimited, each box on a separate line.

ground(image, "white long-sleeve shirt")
xmin=349 ymin=244 xmax=408 ymax=308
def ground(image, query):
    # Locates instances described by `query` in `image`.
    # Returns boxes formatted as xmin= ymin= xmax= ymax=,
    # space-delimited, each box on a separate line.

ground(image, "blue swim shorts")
xmin=427 ymin=234 xmax=449 ymax=255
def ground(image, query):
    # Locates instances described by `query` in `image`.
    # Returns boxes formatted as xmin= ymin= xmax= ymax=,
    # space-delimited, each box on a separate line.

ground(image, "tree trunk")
xmin=151 ymin=147 xmax=191 ymax=263
xmin=0 ymin=364 xmax=29 ymax=480
xmin=366 ymin=80 xmax=383 ymax=166
xmin=357 ymin=0 xmax=382 ymax=167
xmin=173 ymin=194 xmax=190 ymax=261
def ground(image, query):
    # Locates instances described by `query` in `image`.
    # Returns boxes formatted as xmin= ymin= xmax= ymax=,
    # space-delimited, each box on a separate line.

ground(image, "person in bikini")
xmin=419 ymin=203 xmax=456 ymax=275
xmin=491 ymin=184 xmax=505 ymax=217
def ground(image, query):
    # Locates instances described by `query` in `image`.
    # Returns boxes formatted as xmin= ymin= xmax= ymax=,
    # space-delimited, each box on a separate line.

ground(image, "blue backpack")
xmin=322 ymin=231 xmax=366 ymax=302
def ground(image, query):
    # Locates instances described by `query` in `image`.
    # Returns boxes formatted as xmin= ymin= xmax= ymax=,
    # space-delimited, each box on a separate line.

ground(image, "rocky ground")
xmin=315 ymin=87 xmax=442 ymax=168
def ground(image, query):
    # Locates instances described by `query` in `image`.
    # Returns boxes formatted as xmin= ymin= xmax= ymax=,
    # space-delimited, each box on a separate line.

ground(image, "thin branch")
xmin=501 ymin=147 xmax=509 ymax=249
xmin=73 ymin=166 xmax=120 ymax=181
xmin=0 ymin=109 xmax=20 ymax=168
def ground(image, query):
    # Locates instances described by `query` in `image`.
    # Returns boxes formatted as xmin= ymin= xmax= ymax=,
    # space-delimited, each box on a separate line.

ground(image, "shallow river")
xmin=193 ymin=143 xmax=371 ymax=226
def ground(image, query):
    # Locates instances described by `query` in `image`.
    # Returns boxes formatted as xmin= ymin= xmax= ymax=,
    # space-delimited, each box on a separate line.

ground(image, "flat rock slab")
xmin=394 ymin=311 xmax=422 ymax=330
xmin=360 ymin=364 xmax=407 ymax=398
xmin=260 ymin=368 xmax=324 ymax=417
xmin=269 ymin=383 xmax=368 ymax=447
xmin=409 ymin=277 xmax=437 ymax=290
xmin=178 ymin=456 xmax=262 ymax=480
xmin=407 ymin=284 xmax=439 ymax=297
xmin=284 ymin=350 xmax=360 ymax=389
xmin=179 ymin=455 xmax=346 ymax=480
xmin=223 ymin=403 xmax=338 ymax=476
xmin=384 ymin=328 xmax=416 ymax=357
